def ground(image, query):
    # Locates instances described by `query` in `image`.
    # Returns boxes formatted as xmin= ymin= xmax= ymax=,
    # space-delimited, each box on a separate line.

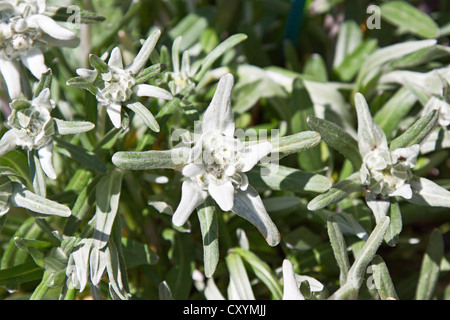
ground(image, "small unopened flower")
xmin=165 ymin=36 xmax=196 ymax=96
xmin=0 ymin=74 xmax=95 ymax=179
xmin=0 ymin=0 xmax=79 ymax=99
xmin=69 ymin=30 xmax=173 ymax=130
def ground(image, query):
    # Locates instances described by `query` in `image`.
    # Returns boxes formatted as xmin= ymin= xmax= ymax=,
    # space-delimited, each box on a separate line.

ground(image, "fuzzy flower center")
xmin=361 ymin=148 xmax=414 ymax=196
xmin=0 ymin=18 xmax=41 ymax=59
xmin=98 ymin=67 xmax=136 ymax=103
xmin=190 ymin=132 xmax=246 ymax=189
xmin=8 ymin=105 xmax=53 ymax=150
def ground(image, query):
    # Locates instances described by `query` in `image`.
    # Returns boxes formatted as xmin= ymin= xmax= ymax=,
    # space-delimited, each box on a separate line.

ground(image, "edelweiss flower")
xmin=0 ymin=0 xmax=79 ymax=99
xmin=70 ymin=30 xmax=173 ymax=130
xmin=172 ymin=73 xmax=280 ymax=246
xmin=0 ymin=79 xmax=95 ymax=179
xmin=354 ymin=93 xmax=450 ymax=221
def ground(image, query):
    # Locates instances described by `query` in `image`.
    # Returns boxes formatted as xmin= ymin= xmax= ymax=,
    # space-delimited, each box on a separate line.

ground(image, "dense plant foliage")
xmin=0 ymin=0 xmax=449 ymax=300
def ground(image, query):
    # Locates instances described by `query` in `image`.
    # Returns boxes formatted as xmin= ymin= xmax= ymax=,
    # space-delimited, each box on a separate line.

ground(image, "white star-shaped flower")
xmin=71 ymin=30 xmax=173 ymax=130
xmin=172 ymin=73 xmax=280 ymax=246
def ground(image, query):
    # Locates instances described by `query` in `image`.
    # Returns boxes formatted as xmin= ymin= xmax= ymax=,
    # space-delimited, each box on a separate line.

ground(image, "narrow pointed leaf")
xmin=307 ymin=172 xmax=362 ymax=211
xmin=270 ymin=131 xmax=321 ymax=159
xmin=347 ymin=217 xmax=390 ymax=289
xmin=54 ymin=119 xmax=95 ymax=135
xmin=197 ymin=199 xmax=219 ymax=278
xmin=10 ymin=183 xmax=71 ymax=218
xmin=327 ymin=215 xmax=351 ymax=286
xmin=112 ymin=148 xmax=190 ymax=171
xmin=371 ymin=255 xmax=399 ymax=300
xmin=389 ymin=110 xmax=439 ymax=151
xmin=124 ymin=101 xmax=160 ymax=132
xmin=92 ymin=170 xmax=123 ymax=249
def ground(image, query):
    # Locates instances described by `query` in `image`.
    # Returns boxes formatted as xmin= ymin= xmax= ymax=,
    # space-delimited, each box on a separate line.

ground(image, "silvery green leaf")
xmin=389 ymin=110 xmax=439 ymax=151
xmin=33 ymin=69 xmax=53 ymax=99
xmin=92 ymin=170 xmax=123 ymax=249
xmin=295 ymin=275 xmax=324 ymax=293
xmin=327 ymin=215 xmax=351 ymax=286
xmin=232 ymin=186 xmax=280 ymax=247
xmin=89 ymin=246 xmax=107 ymax=286
xmin=409 ymin=177 xmax=450 ymax=208
xmin=135 ymin=63 xmax=167 ymax=84
xmin=384 ymin=201 xmax=402 ymax=247
xmin=355 ymin=93 xmax=388 ymax=156
xmin=194 ymin=33 xmax=248 ymax=82
xmin=197 ymin=200 xmax=219 ymax=278
xmin=249 ymin=163 xmax=332 ymax=194
xmin=124 ymin=101 xmax=160 ymax=132
xmin=54 ymin=119 xmax=95 ymax=135
xmin=226 ymin=250 xmax=255 ymax=300
xmin=270 ymin=131 xmax=321 ymax=159
xmin=380 ymin=1 xmax=440 ymax=39
xmin=89 ymin=54 xmax=109 ymax=73
xmin=10 ymin=183 xmax=71 ymax=218
xmin=127 ymin=29 xmax=161 ymax=75
xmin=66 ymin=77 xmax=98 ymax=95
xmin=333 ymin=212 xmax=368 ymax=240
xmin=307 ymin=172 xmax=363 ymax=211
xmin=307 ymin=116 xmax=362 ymax=170
xmin=371 ymin=255 xmax=399 ymax=300
xmin=105 ymin=241 xmax=130 ymax=300
xmin=346 ymin=216 xmax=390 ymax=290
xmin=233 ymin=247 xmax=283 ymax=300
xmin=112 ymin=148 xmax=190 ymax=171
xmin=28 ymin=150 xmax=47 ymax=197
xmin=415 ymin=229 xmax=443 ymax=300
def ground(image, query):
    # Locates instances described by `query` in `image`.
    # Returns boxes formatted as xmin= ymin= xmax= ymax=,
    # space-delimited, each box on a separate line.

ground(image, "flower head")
xmin=70 ymin=30 xmax=173 ymax=130
xmin=172 ymin=73 xmax=280 ymax=246
xmin=354 ymin=92 xmax=450 ymax=221
xmin=0 ymin=0 xmax=79 ymax=99
xmin=0 ymin=71 xmax=95 ymax=179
